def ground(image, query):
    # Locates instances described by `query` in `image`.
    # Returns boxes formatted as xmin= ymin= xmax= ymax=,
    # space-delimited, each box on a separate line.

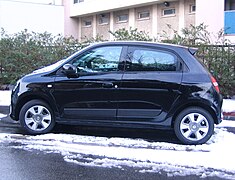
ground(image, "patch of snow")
xmin=223 ymin=99 xmax=235 ymax=113
xmin=216 ymin=120 xmax=235 ymax=128
xmin=0 ymin=126 xmax=235 ymax=179
xmin=0 ymin=113 xmax=7 ymax=120
xmin=0 ymin=91 xmax=11 ymax=106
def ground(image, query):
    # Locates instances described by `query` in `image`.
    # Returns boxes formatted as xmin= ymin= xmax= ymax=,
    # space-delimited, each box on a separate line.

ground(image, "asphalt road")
xmin=0 ymin=106 xmax=229 ymax=180
xmin=2 ymin=144 xmax=225 ymax=180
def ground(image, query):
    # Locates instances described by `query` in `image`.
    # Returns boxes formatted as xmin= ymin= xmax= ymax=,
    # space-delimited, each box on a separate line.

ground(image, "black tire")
xmin=174 ymin=107 xmax=214 ymax=145
xmin=19 ymin=100 xmax=55 ymax=134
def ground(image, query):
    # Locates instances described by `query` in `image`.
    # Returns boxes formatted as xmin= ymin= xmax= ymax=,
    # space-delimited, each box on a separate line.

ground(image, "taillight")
xmin=210 ymin=76 xmax=220 ymax=93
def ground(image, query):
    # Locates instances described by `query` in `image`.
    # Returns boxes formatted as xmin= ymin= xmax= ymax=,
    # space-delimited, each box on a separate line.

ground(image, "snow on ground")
xmin=223 ymin=99 xmax=235 ymax=113
xmin=0 ymin=91 xmax=11 ymax=106
xmin=1 ymin=90 xmax=235 ymax=179
xmin=0 ymin=91 xmax=11 ymax=119
xmin=0 ymin=127 xmax=235 ymax=179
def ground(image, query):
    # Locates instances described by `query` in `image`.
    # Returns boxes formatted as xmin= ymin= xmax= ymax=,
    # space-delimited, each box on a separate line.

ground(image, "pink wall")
xmin=196 ymin=0 xmax=224 ymax=41
xmin=63 ymin=0 xmax=79 ymax=39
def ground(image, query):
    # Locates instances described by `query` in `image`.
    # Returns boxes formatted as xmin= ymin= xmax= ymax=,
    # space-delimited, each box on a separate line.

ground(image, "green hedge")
xmin=0 ymin=29 xmax=83 ymax=85
xmin=196 ymin=45 xmax=235 ymax=96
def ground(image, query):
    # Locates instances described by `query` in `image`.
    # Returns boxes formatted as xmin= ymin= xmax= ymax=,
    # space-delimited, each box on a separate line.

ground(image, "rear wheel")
xmin=19 ymin=100 xmax=55 ymax=134
xmin=174 ymin=107 xmax=214 ymax=145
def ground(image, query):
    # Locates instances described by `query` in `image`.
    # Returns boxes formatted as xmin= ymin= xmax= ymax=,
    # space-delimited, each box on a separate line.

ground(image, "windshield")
xmin=32 ymin=59 xmax=67 ymax=74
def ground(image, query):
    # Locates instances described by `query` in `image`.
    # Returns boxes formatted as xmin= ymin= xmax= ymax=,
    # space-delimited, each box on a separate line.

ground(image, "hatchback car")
xmin=10 ymin=41 xmax=223 ymax=145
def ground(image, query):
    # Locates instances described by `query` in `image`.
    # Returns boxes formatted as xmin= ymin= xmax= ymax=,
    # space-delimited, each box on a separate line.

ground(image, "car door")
xmin=117 ymin=45 xmax=183 ymax=122
xmin=52 ymin=45 xmax=125 ymax=123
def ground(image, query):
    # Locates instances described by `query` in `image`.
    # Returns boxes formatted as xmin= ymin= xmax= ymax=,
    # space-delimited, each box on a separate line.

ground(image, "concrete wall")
xmin=96 ymin=14 xmax=110 ymax=40
xmin=157 ymin=1 xmax=179 ymax=38
xmin=0 ymin=0 xmax=64 ymax=35
xmin=135 ymin=6 xmax=153 ymax=35
xmin=65 ymin=0 xmax=235 ymax=43
xmin=70 ymin=0 xmax=163 ymax=17
xmin=113 ymin=10 xmax=129 ymax=32
xmin=196 ymin=0 xmax=224 ymax=39
xmin=63 ymin=0 xmax=79 ymax=38
xmin=184 ymin=0 xmax=195 ymax=28
xmin=81 ymin=16 xmax=93 ymax=40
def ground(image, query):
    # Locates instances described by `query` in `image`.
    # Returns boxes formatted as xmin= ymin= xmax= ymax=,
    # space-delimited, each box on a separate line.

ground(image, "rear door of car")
xmin=117 ymin=45 xmax=183 ymax=123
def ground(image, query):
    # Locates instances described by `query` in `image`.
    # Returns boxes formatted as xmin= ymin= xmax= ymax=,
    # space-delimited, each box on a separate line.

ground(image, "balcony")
xmin=70 ymin=0 xmax=164 ymax=17
xmin=224 ymin=10 xmax=235 ymax=35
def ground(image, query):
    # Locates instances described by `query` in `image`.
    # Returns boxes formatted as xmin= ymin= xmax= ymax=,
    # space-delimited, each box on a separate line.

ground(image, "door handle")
xmin=102 ymin=82 xmax=114 ymax=88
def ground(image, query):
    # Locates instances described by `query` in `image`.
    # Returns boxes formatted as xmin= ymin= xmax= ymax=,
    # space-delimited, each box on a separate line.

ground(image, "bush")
xmin=197 ymin=45 xmax=235 ymax=96
xmin=0 ymin=29 xmax=82 ymax=85
xmin=109 ymin=27 xmax=153 ymax=41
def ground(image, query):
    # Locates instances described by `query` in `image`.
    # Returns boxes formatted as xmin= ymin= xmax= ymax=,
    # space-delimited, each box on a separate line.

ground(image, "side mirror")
xmin=62 ymin=64 xmax=78 ymax=78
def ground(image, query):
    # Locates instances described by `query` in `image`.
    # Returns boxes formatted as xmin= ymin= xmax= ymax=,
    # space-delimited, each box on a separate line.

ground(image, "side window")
xmin=127 ymin=47 xmax=177 ymax=71
xmin=72 ymin=46 xmax=122 ymax=72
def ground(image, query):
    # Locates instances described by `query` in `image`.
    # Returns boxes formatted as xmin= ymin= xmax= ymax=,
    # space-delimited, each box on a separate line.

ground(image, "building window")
xmin=117 ymin=14 xmax=128 ymax=23
xmin=138 ymin=11 xmax=150 ymax=19
xmin=74 ymin=0 xmax=84 ymax=3
xmin=162 ymin=8 xmax=176 ymax=16
xmin=98 ymin=14 xmax=109 ymax=25
xmin=225 ymin=11 xmax=235 ymax=34
xmin=190 ymin=5 xmax=196 ymax=13
xmin=225 ymin=0 xmax=235 ymax=11
xmin=83 ymin=20 xmax=92 ymax=27
xmin=224 ymin=0 xmax=235 ymax=34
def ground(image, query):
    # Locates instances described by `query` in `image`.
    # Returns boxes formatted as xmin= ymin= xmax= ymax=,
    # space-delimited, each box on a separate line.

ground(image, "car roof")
xmin=89 ymin=41 xmax=197 ymax=55
xmin=91 ymin=40 xmax=186 ymax=49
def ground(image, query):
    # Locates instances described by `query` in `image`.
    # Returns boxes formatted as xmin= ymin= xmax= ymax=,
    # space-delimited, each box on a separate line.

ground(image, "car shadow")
xmin=52 ymin=124 xmax=181 ymax=144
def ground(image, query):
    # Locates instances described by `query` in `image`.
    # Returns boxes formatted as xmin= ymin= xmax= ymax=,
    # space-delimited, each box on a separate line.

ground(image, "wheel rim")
xmin=24 ymin=105 xmax=52 ymax=132
xmin=180 ymin=113 xmax=209 ymax=142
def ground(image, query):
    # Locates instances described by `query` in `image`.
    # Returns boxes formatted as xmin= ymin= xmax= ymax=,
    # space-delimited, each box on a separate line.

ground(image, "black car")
xmin=10 ymin=41 xmax=223 ymax=145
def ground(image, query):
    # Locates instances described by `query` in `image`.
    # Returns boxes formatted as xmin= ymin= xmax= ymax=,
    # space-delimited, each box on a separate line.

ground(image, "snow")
xmin=1 ymin=90 xmax=235 ymax=179
xmin=0 ymin=127 xmax=235 ymax=179
xmin=0 ymin=91 xmax=11 ymax=106
xmin=223 ymin=99 xmax=235 ymax=113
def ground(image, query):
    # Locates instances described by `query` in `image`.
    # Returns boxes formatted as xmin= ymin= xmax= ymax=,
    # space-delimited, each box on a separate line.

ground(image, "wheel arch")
xmin=170 ymin=101 xmax=218 ymax=128
xmin=15 ymin=93 xmax=58 ymax=121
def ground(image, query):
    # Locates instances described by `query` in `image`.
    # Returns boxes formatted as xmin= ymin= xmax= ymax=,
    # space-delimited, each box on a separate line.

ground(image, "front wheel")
xmin=19 ymin=100 xmax=55 ymax=134
xmin=174 ymin=107 xmax=214 ymax=145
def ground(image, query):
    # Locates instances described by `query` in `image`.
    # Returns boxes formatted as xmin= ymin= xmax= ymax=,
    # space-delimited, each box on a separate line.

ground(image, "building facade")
xmin=63 ymin=0 xmax=235 ymax=43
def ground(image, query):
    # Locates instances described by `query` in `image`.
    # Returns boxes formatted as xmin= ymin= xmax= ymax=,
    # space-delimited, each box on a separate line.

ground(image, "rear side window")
xmin=127 ymin=47 xmax=177 ymax=71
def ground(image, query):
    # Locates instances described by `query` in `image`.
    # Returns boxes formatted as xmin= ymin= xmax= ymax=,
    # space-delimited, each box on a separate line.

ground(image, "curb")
xmin=223 ymin=112 xmax=235 ymax=121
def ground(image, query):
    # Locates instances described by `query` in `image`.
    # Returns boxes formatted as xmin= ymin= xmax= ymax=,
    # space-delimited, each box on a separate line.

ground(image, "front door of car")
xmin=117 ymin=46 xmax=183 ymax=122
xmin=52 ymin=45 xmax=125 ymax=122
